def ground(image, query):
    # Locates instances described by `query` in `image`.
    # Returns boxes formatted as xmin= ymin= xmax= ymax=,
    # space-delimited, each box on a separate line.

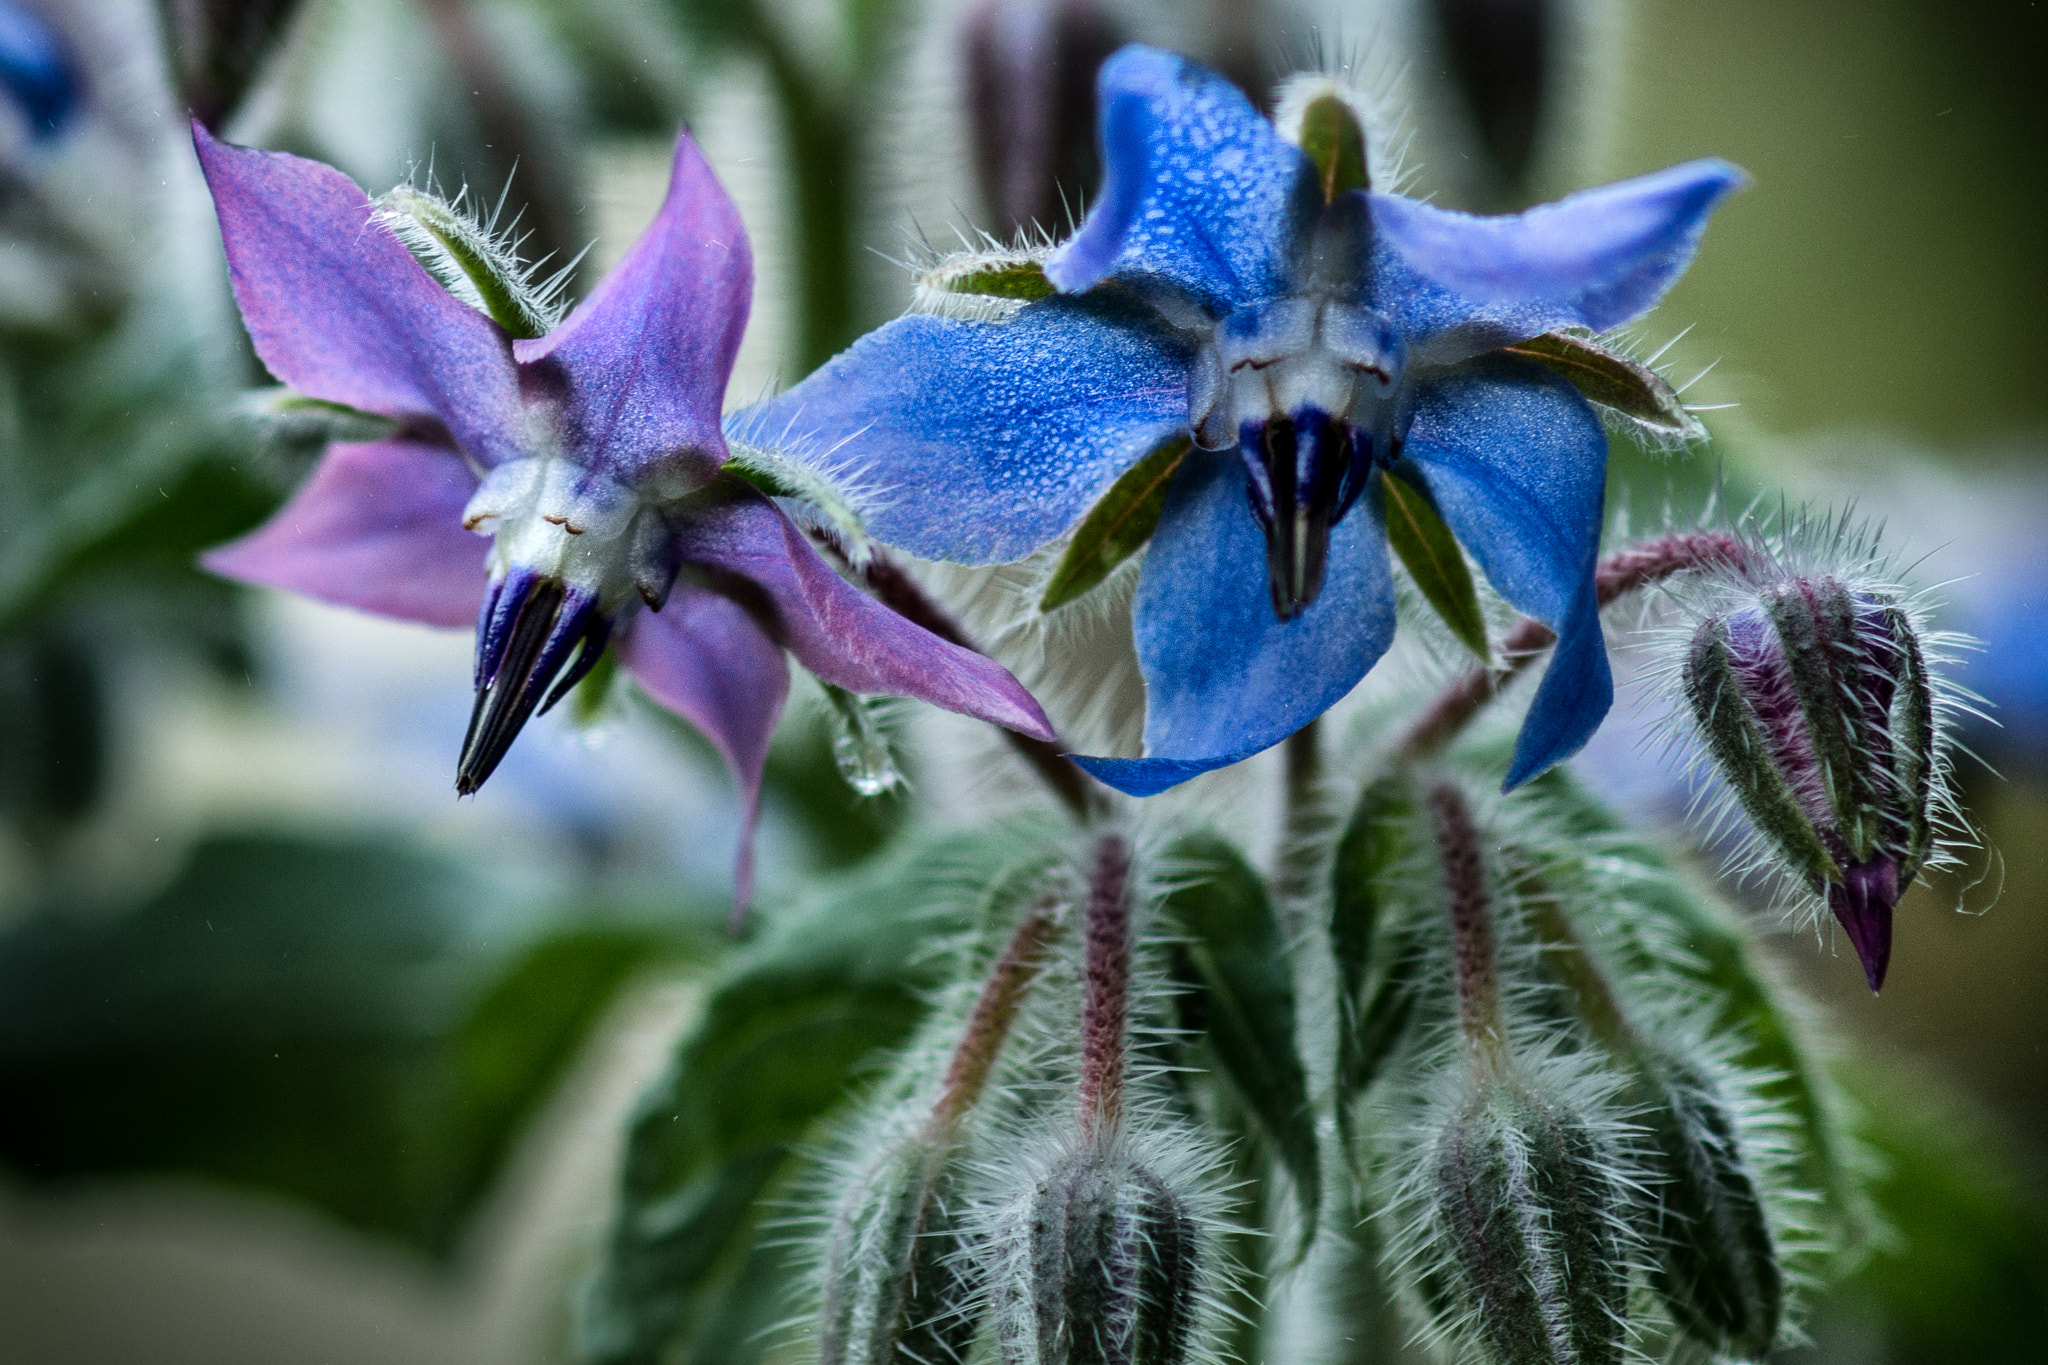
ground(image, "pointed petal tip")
xmin=1831 ymin=861 xmax=1899 ymax=994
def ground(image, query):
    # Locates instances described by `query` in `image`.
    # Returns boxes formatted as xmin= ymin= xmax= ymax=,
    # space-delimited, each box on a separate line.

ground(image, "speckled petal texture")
xmin=1047 ymin=44 xmax=1318 ymax=310
xmin=513 ymin=133 xmax=749 ymax=490
xmin=729 ymin=295 xmax=1191 ymax=565
xmin=1400 ymin=357 xmax=1612 ymax=786
xmin=191 ymin=122 xmax=522 ymax=469
xmin=672 ymin=478 xmax=1056 ymax=741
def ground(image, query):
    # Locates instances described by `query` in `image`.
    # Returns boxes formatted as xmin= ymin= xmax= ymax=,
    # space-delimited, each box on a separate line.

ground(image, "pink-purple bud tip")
xmin=1829 ymin=859 xmax=1899 ymax=992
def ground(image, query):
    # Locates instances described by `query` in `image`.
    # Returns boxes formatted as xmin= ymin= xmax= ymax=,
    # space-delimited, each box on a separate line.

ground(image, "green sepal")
xmin=1382 ymin=470 xmax=1490 ymax=663
xmin=1629 ymin=1052 xmax=1783 ymax=1359
xmin=917 ymin=251 xmax=1057 ymax=303
xmin=818 ymin=1134 xmax=973 ymax=1365
xmin=1884 ymin=603 xmax=1938 ymax=880
xmin=1503 ymin=332 xmax=1706 ymax=441
xmin=1331 ymin=773 xmax=1423 ymax=1165
xmin=569 ymin=645 xmax=621 ymax=725
xmin=723 ymin=439 xmax=874 ymax=560
xmin=1768 ymin=578 xmax=1886 ymax=861
xmin=239 ymin=387 xmax=401 ymax=444
xmin=1296 ymin=91 xmax=1370 ymax=202
xmin=1161 ymin=834 xmax=1320 ymax=1258
xmin=374 ymin=184 xmax=564 ymax=340
xmin=1685 ymin=614 xmax=1842 ymax=886
xmin=1039 ymin=437 xmax=1189 ymax=612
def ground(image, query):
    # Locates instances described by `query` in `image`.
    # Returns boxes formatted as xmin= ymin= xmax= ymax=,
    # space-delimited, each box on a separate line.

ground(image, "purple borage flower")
xmin=191 ymin=122 xmax=1054 ymax=900
xmin=738 ymin=46 xmax=1742 ymax=795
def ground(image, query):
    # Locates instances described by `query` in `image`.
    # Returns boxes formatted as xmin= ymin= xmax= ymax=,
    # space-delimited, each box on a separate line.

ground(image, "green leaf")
xmin=916 ymin=251 xmax=1057 ymax=303
xmin=0 ymin=836 xmax=690 ymax=1257
xmin=1382 ymin=470 xmax=1490 ymax=662
xmin=1040 ymin=437 xmax=1189 ymax=611
xmin=1296 ymin=92 xmax=1370 ymax=202
xmin=1162 ymin=834 xmax=1319 ymax=1257
xmin=1503 ymin=332 xmax=1706 ymax=440
xmin=1516 ymin=769 xmax=1871 ymax=1257
xmin=1330 ymin=773 xmax=1424 ymax=1159
xmin=578 ymin=832 xmax=1018 ymax=1365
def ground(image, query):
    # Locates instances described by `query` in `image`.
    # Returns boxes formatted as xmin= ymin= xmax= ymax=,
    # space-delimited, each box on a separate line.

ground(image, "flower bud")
xmin=1684 ymin=574 xmax=1939 ymax=990
xmin=992 ymin=1139 xmax=1204 ymax=1365
xmin=819 ymin=1133 xmax=975 ymax=1365
xmin=1629 ymin=1053 xmax=1781 ymax=1359
xmin=1429 ymin=1079 xmax=1629 ymax=1365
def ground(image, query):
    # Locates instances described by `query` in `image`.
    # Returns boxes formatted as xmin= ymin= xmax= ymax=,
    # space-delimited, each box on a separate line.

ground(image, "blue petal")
xmin=727 ymin=295 xmax=1190 ymax=565
xmin=1074 ymin=448 xmax=1396 ymax=795
xmin=1363 ymin=159 xmax=1744 ymax=351
xmin=1045 ymin=44 xmax=1318 ymax=313
xmin=1399 ymin=356 xmax=1611 ymax=787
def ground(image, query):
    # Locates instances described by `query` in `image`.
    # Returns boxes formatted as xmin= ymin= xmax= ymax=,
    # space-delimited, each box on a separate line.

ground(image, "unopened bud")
xmin=1629 ymin=1054 xmax=1781 ymax=1359
xmin=1430 ymin=1080 xmax=1628 ymax=1365
xmin=819 ymin=1133 xmax=975 ymax=1365
xmin=1684 ymin=574 xmax=1939 ymax=990
xmin=992 ymin=1139 xmax=1204 ymax=1365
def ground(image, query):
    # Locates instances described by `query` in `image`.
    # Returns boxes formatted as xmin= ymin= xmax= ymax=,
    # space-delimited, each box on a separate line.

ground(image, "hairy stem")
xmin=1430 ymin=783 xmax=1509 ymax=1075
xmin=1079 ymin=834 xmax=1134 ymax=1137
xmin=1399 ymin=531 xmax=1752 ymax=762
xmin=928 ymin=897 xmax=1062 ymax=1133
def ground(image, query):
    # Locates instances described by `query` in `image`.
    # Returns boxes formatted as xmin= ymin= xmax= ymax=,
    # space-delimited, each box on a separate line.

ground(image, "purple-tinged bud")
xmin=1430 ymin=1079 xmax=1629 ymax=1365
xmin=991 ymin=1138 xmax=1204 ymax=1365
xmin=1684 ymin=575 xmax=1939 ymax=991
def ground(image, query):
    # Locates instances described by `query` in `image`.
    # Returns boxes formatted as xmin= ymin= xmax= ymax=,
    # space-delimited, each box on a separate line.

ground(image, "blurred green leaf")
xmin=0 ymin=835 xmax=694 ymax=1257
xmin=579 ymin=830 xmax=1018 ymax=1365
xmin=1331 ymin=772 xmax=1423 ymax=1161
xmin=1816 ymin=1062 xmax=2048 ymax=1364
xmin=1162 ymin=834 xmax=1319 ymax=1256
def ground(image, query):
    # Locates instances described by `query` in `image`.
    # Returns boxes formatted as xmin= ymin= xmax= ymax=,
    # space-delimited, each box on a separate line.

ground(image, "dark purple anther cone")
xmin=458 ymin=570 xmax=611 ymax=795
xmin=1830 ymin=860 xmax=1899 ymax=993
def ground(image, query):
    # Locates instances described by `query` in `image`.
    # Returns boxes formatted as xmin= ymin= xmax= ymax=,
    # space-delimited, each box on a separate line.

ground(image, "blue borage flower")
xmin=738 ymin=46 xmax=1742 ymax=795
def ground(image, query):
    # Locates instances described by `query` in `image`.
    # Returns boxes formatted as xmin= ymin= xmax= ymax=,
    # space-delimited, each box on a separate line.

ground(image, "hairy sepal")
xmin=1040 ymin=438 xmax=1188 ymax=612
xmin=1502 ymin=332 xmax=1706 ymax=442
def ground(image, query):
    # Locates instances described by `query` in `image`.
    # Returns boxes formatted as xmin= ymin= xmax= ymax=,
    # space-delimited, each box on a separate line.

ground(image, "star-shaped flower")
xmin=737 ymin=46 xmax=1741 ymax=795
xmin=192 ymin=123 xmax=1054 ymax=897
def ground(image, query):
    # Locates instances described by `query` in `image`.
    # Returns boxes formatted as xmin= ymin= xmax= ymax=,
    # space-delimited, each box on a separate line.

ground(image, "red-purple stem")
xmin=1078 ymin=834 xmax=1133 ymax=1137
xmin=1430 ymin=783 xmax=1508 ymax=1074
xmin=928 ymin=898 xmax=1062 ymax=1134
xmin=1400 ymin=531 xmax=1751 ymax=761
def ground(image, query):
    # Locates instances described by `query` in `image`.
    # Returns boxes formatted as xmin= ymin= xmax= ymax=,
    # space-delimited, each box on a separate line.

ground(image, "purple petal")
xmin=201 ymin=438 xmax=488 ymax=628
xmin=728 ymin=297 xmax=1190 ymax=565
xmin=1400 ymin=356 xmax=1611 ymax=787
xmin=1829 ymin=860 xmax=1899 ymax=993
xmin=1046 ymin=44 xmax=1317 ymax=310
xmin=672 ymin=479 xmax=1057 ymax=741
xmin=190 ymin=121 xmax=522 ymax=468
xmin=620 ymin=585 xmax=789 ymax=910
xmin=1365 ymin=159 xmax=1744 ymax=346
xmin=1074 ymin=448 xmax=1395 ymax=795
xmin=513 ymin=133 xmax=748 ymax=489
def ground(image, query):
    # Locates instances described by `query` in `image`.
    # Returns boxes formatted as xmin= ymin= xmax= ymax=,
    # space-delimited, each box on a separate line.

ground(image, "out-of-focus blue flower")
xmin=742 ymin=46 xmax=1740 ymax=794
xmin=0 ymin=2 xmax=76 ymax=139
xmin=190 ymin=123 xmax=1052 ymax=900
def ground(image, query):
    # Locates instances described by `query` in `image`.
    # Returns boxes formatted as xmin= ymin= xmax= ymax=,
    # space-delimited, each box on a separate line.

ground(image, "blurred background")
xmin=0 ymin=0 xmax=2043 ymax=1361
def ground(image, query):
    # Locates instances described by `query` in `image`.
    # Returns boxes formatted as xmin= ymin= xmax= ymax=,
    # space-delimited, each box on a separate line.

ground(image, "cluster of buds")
xmin=815 ymin=838 xmax=1224 ymax=1365
xmin=1682 ymin=560 xmax=1949 ymax=991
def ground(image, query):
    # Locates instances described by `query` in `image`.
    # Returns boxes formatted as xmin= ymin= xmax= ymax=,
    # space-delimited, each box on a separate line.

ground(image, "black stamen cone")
xmin=456 ymin=579 xmax=608 ymax=795
xmin=1250 ymin=414 xmax=1352 ymax=620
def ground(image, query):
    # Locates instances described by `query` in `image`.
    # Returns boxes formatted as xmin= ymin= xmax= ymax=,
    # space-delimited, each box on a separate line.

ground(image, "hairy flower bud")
xmin=1629 ymin=1053 xmax=1781 ymax=1358
xmin=1684 ymin=573 xmax=1939 ymax=990
xmin=819 ymin=1133 xmax=975 ymax=1365
xmin=1430 ymin=1079 xmax=1629 ymax=1365
xmin=991 ymin=1139 xmax=1204 ymax=1365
